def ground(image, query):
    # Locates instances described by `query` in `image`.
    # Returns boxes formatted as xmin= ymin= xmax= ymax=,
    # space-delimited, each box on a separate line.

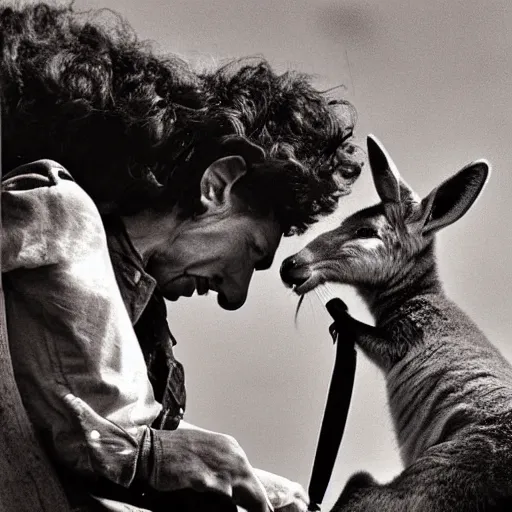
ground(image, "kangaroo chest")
xmin=386 ymin=345 xmax=466 ymax=465
xmin=382 ymin=303 xmax=512 ymax=466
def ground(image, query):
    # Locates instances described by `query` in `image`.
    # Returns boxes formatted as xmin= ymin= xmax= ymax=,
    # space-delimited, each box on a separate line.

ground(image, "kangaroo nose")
xmin=280 ymin=256 xmax=297 ymax=275
xmin=280 ymin=255 xmax=310 ymax=287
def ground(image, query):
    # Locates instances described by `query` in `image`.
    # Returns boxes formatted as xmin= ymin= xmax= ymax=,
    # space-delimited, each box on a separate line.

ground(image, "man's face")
xmin=146 ymin=156 xmax=283 ymax=310
xmin=147 ymin=210 xmax=282 ymax=310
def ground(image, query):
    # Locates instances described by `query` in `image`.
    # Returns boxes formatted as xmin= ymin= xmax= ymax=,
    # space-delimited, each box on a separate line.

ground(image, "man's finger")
xmin=256 ymin=473 xmax=275 ymax=512
xmin=253 ymin=468 xmax=308 ymax=509
xmin=291 ymin=482 xmax=309 ymax=505
xmin=233 ymin=475 xmax=274 ymax=512
xmin=276 ymin=503 xmax=308 ymax=512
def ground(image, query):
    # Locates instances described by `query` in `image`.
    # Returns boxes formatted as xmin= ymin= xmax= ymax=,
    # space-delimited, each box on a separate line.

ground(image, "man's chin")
xmin=217 ymin=294 xmax=245 ymax=311
xmin=160 ymin=276 xmax=195 ymax=301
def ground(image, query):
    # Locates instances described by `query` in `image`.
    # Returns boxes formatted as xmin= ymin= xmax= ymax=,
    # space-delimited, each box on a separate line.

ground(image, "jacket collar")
xmin=103 ymin=215 xmax=157 ymax=325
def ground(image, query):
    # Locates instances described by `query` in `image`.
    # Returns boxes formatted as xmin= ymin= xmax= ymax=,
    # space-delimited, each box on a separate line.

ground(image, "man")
xmin=0 ymin=3 xmax=363 ymax=511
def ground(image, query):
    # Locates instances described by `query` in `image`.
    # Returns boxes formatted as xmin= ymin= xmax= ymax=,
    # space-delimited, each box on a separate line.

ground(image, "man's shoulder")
xmin=3 ymin=159 xmax=99 ymax=219
xmin=3 ymin=159 xmax=74 ymax=190
xmin=2 ymin=159 xmax=106 ymax=270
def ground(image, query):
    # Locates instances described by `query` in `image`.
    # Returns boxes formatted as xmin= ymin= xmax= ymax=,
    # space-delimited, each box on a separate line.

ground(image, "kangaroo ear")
xmin=419 ymin=160 xmax=490 ymax=235
xmin=367 ymin=134 xmax=418 ymax=206
xmin=200 ymin=156 xmax=248 ymax=209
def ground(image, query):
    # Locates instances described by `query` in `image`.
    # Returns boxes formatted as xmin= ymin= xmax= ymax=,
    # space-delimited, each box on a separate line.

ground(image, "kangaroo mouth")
xmin=293 ymin=274 xmax=325 ymax=296
xmin=283 ymin=268 xmax=327 ymax=296
xmin=281 ymin=253 xmax=331 ymax=296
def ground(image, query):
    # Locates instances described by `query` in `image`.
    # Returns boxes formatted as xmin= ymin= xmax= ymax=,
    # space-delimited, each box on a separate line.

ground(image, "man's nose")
xmin=218 ymin=268 xmax=254 ymax=310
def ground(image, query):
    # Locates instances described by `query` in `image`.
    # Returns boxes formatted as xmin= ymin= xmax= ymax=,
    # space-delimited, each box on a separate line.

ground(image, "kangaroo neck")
xmin=358 ymin=243 xmax=444 ymax=324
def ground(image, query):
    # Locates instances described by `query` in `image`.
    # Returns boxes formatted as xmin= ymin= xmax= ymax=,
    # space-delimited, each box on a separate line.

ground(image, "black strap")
xmin=307 ymin=299 xmax=357 ymax=511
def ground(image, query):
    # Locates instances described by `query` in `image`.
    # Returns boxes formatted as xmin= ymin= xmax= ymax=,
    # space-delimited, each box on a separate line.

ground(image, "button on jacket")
xmin=1 ymin=159 xmax=185 ymax=492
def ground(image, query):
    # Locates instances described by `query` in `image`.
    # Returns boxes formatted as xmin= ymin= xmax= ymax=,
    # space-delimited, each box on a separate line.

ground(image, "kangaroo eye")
xmin=354 ymin=227 xmax=378 ymax=239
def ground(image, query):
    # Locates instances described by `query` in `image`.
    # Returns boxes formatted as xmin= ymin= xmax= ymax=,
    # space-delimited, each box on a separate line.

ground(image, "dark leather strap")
xmin=308 ymin=298 xmax=357 ymax=511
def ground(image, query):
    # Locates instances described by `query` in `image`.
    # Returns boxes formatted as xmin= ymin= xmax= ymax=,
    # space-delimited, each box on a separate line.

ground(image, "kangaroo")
xmin=280 ymin=135 xmax=512 ymax=511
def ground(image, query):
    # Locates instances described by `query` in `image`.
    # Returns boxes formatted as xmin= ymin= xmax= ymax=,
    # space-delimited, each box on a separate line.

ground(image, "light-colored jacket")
xmin=2 ymin=160 xmax=161 ymax=487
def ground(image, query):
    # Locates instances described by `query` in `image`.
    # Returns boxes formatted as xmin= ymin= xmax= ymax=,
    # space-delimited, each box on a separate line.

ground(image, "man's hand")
xmin=254 ymin=469 xmax=309 ymax=512
xmin=147 ymin=422 xmax=273 ymax=512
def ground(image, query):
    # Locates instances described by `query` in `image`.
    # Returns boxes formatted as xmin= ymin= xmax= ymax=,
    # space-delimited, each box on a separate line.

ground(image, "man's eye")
xmin=354 ymin=227 xmax=378 ymax=239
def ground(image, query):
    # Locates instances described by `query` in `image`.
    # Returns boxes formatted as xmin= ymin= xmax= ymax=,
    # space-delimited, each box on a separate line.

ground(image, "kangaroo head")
xmin=280 ymin=135 xmax=490 ymax=295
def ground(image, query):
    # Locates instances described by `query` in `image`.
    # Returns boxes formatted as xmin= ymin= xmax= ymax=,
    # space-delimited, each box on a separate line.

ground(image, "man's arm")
xmin=2 ymin=159 xmax=152 ymax=487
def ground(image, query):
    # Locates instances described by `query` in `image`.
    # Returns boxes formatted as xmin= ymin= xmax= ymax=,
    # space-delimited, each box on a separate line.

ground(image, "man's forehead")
xmin=249 ymin=213 xmax=282 ymax=270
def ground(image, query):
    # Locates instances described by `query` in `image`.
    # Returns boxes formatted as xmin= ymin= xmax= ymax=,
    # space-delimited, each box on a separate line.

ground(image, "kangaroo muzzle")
xmin=280 ymin=253 xmax=313 ymax=289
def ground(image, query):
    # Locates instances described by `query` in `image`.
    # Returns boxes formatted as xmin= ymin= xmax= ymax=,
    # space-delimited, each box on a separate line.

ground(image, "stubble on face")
xmin=148 ymin=211 xmax=282 ymax=309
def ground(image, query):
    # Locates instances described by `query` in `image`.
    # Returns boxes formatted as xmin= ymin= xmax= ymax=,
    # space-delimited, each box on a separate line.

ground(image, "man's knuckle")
xmin=222 ymin=434 xmax=249 ymax=460
xmin=222 ymin=433 xmax=239 ymax=448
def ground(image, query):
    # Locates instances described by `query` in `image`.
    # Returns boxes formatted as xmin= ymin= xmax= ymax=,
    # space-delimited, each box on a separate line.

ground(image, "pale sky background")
xmin=32 ymin=0 xmax=512 ymax=508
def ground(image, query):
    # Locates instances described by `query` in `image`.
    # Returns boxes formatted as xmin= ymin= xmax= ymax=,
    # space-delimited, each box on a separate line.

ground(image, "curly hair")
xmin=0 ymin=2 xmax=363 ymax=235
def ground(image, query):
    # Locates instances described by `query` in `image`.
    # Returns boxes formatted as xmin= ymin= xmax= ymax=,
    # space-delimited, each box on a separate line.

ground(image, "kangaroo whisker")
xmin=294 ymin=294 xmax=305 ymax=325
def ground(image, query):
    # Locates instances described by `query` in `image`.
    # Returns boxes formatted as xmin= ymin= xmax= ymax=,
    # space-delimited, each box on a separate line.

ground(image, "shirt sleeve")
xmin=2 ymin=159 xmax=161 ymax=489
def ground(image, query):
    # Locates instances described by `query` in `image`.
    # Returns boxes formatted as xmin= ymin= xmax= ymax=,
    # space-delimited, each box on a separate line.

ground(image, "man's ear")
xmin=418 ymin=160 xmax=490 ymax=235
xmin=200 ymin=156 xmax=248 ymax=209
xmin=218 ymin=135 xmax=265 ymax=164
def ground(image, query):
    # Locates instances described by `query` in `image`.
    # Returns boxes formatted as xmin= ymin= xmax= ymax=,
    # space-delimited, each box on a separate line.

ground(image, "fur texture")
xmin=281 ymin=136 xmax=510 ymax=511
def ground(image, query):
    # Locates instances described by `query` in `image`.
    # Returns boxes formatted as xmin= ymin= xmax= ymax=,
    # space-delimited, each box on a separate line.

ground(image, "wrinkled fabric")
xmin=2 ymin=160 xmax=161 ymax=487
